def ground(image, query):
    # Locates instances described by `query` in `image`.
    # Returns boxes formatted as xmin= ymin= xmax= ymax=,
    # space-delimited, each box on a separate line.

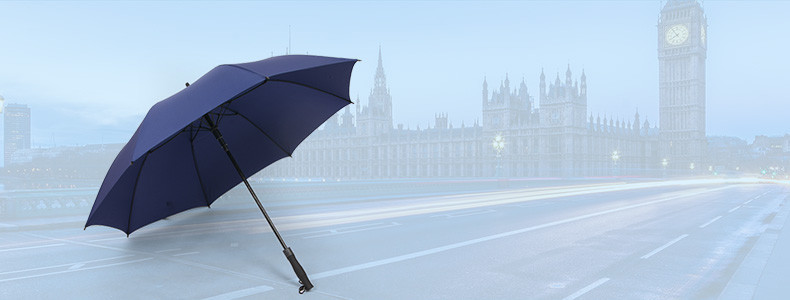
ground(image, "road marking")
xmin=201 ymin=285 xmax=274 ymax=300
xmin=272 ymin=180 xmax=745 ymax=233
xmin=311 ymin=187 xmax=731 ymax=279
xmin=699 ymin=216 xmax=722 ymax=228
xmin=155 ymin=248 xmax=182 ymax=253
xmin=744 ymin=199 xmax=753 ymax=205
xmin=728 ymin=206 xmax=741 ymax=213
xmin=0 ymin=257 xmax=153 ymax=283
xmin=285 ymin=222 xmax=401 ymax=239
xmin=431 ymin=209 xmax=496 ymax=218
xmin=0 ymin=223 xmax=17 ymax=228
xmin=641 ymin=234 xmax=689 ymax=259
xmin=173 ymin=251 xmax=200 ymax=257
xmin=563 ymin=278 xmax=610 ymax=300
xmin=0 ymin=255 xmax=134 ymax=276
xmin=68 ymin=263 xmax=85 ymax=270
xmin=0 ymin=243 xmax=65 ymax=253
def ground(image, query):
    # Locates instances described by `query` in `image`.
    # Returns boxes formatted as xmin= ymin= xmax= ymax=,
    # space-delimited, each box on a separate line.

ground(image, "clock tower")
xmin=658 ymin=0 xmax=707 ymax=171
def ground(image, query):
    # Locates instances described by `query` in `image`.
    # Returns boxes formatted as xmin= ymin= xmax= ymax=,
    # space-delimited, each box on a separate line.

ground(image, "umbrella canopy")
xmin=86 ymin=55 xmax=357 ymax=234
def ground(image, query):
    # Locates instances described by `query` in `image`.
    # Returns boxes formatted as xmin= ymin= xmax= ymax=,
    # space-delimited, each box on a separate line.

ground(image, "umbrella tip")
xmin=126 ymin=233 xmax=130 ymax=238
xmin=185 ymin=82 xmax=190 ymax=87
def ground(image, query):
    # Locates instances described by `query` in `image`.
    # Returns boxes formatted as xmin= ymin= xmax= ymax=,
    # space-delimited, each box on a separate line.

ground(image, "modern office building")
xmin=4 ymin=103 xmax=32 ymax=166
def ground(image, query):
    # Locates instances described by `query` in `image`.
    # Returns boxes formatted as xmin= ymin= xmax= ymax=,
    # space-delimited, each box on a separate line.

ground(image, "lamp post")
xmin=662 ymin=158 xmax=668 ymax=178
xmin=611 ymin=150 xmax=620 ymax=176
xmin=690 ymin=162 xmax=695 ymax=176
xmin=492 ymin=134 xmax=505 ymax=177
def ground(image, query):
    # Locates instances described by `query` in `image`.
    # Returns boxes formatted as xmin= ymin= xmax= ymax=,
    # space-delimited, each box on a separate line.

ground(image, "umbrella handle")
xmin=284 ymin=247 xmax=314 ymax=293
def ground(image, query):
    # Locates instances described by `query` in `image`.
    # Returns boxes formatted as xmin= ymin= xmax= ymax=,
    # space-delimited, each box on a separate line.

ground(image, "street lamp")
xmin=661 ymin=158 xmax=668 ymax=178
xmin=492 ymin=134 xmax=505 ymax=177
xmin=611 ymin=150 xmax=620 ymax=176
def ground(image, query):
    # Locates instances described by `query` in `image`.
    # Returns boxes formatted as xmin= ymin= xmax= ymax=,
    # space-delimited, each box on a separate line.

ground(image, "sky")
xmin=1 ymin=1 xmax=788 ymax=148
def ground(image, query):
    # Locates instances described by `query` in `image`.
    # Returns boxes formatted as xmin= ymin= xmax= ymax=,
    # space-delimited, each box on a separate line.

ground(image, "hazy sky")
xmin=1 ymin=1 xmax=788 ymax=148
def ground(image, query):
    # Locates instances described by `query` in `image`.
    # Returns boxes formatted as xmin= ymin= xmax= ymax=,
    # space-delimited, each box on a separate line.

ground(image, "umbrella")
xmin=85 ymin=55 xmax=358 ymax=294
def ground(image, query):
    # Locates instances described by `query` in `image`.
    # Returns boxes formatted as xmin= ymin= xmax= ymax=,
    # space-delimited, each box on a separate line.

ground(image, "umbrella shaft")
xmin=203 ymin=115 xmax=288 ymax=250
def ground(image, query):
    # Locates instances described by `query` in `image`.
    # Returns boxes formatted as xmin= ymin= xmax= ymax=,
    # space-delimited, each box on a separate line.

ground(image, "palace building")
xmin=263 ymin=1 xmax=706 ymax=179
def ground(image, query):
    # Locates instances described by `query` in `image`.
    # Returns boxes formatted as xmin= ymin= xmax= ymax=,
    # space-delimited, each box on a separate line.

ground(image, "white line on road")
xmin=285 ymin=222 xmax=401 ymax=239
xmin=728 ymin=206 xmax=741 ymax=213
xmin=562 ymin=278 xmax=610 ymax=300
xmin=201 ymin=286 xmax=274 ymax=300
xmin=641 ymin=234 xmax=689 ymax=259
xmin=430 ymin=209 xmax=496 ymax=218
xmin=0 ymin=257 xmax=153 ymax=283
xmin=155 ymin=248 xmax=182 ymax=253
xmin=311 ymin=186 xmax=731 ymax=279
xmin=699 ymin=216 xmax=722 ymax=228
xmin=173 ymin=251 xmax=200 ymax=257
xmin=0 ymin=223 xmax=17 ymax=228
xmin=0 ymin=255 xmax=134 ymax=276
xmin=68 ymin=263 xmax=85 ymax=270
xmin=0 ymin=243 xmax=65 ymax=253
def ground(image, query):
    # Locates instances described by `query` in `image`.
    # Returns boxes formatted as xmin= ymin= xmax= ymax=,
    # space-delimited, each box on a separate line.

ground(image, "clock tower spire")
xmin=658 ymin=0 xmax=707 ymax=171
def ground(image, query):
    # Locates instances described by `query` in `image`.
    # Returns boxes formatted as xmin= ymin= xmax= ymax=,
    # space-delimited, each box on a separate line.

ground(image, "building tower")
xmin=4 ymin=103 xmax=31 ymax=166
xmin=658 ymin=0 xmax=707 ymax=170
xmin=356 ymin=47 xmax=393 ymax=136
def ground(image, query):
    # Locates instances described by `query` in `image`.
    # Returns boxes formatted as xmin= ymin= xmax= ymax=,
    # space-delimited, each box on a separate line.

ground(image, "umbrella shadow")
xmin=121 ymin=207 xmax=296 ymax=283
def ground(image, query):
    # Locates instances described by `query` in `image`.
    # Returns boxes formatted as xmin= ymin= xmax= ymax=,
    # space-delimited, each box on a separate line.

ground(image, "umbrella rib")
xmin=222 ymin=106 xmax=293 ymax=157
xmin=126 ymin=154 xmax=149 ymax=237
xmin=222 ymin=63 xmax=353 ymax=104
xmin=189 ymin=126 xmax=212 ymax=207
xmin=265 ymin=78 xmax=354 ymax=104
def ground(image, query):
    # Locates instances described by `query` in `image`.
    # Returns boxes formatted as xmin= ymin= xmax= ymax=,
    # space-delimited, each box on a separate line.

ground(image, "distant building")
xmin=658 ymin=0 xmax=708 ymax=170
xmin=260 ymin=1 xmax=715 ymax=179
xmin=707 ymin=136 xmax=749 ymax=170
xmin=261 ymin=49 xmax=660 ymax=179
xmin=750 ymin=135 xmax=790 ymax=177
xmin=4 ymin=103 xmax=31 ymax=166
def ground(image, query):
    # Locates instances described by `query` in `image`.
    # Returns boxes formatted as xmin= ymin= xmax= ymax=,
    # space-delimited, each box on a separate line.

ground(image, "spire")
xmin=634 ymin=108 xmax=641 ymax=134
xmin=565 ymin=64 xmax=572 ymax=86
xmin=482 ymin=76 xmax=489 ymax=104
xmin=374 ymin=46 xmax=386 ymax=89
xmin=378 ymin=45 xmax=383 ymax=67
xmin=539 ymin=68 xmax=546 ymax=102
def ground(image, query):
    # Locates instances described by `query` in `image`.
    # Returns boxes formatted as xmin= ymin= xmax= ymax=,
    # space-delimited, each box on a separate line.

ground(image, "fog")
xmin=1 ymin=1 xmax=789 ymax=299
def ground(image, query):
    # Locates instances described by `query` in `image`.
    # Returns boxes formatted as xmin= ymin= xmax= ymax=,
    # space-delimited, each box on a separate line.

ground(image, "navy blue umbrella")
xmin=85 ymin=55 xmax=358 ymax=293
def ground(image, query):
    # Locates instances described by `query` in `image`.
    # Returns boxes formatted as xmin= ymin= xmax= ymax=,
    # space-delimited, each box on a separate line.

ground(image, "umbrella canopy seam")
xmin=266 ymin=78 xmax=354 ymax=104
xmin=222 ymin=62 xmax=354 ymax=104
xmin=132 ymin=79 xmax=266 ymax=161
xmin=126 ymin=155 xmax=149 ymax=236
xmin=189 ymin=125 xmax=212 ymax=207
xmin=221 ymin=106 xmax=293 ymax=157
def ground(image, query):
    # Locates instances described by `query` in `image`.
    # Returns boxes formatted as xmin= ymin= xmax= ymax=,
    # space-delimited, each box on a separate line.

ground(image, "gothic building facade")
xmin=262 ymin=48 xmax=662 ymax=179
xmin=262 ymin=1 xmax=713 ymax=179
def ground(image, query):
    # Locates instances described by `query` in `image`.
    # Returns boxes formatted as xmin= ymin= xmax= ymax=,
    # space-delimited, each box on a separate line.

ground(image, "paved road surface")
xmin=1 ymin=179 xmax=788 ymax=299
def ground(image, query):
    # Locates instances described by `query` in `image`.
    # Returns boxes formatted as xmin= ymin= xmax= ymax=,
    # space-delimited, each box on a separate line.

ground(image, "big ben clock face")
xmin=665 ymin=24 xmax=689 ymax=45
